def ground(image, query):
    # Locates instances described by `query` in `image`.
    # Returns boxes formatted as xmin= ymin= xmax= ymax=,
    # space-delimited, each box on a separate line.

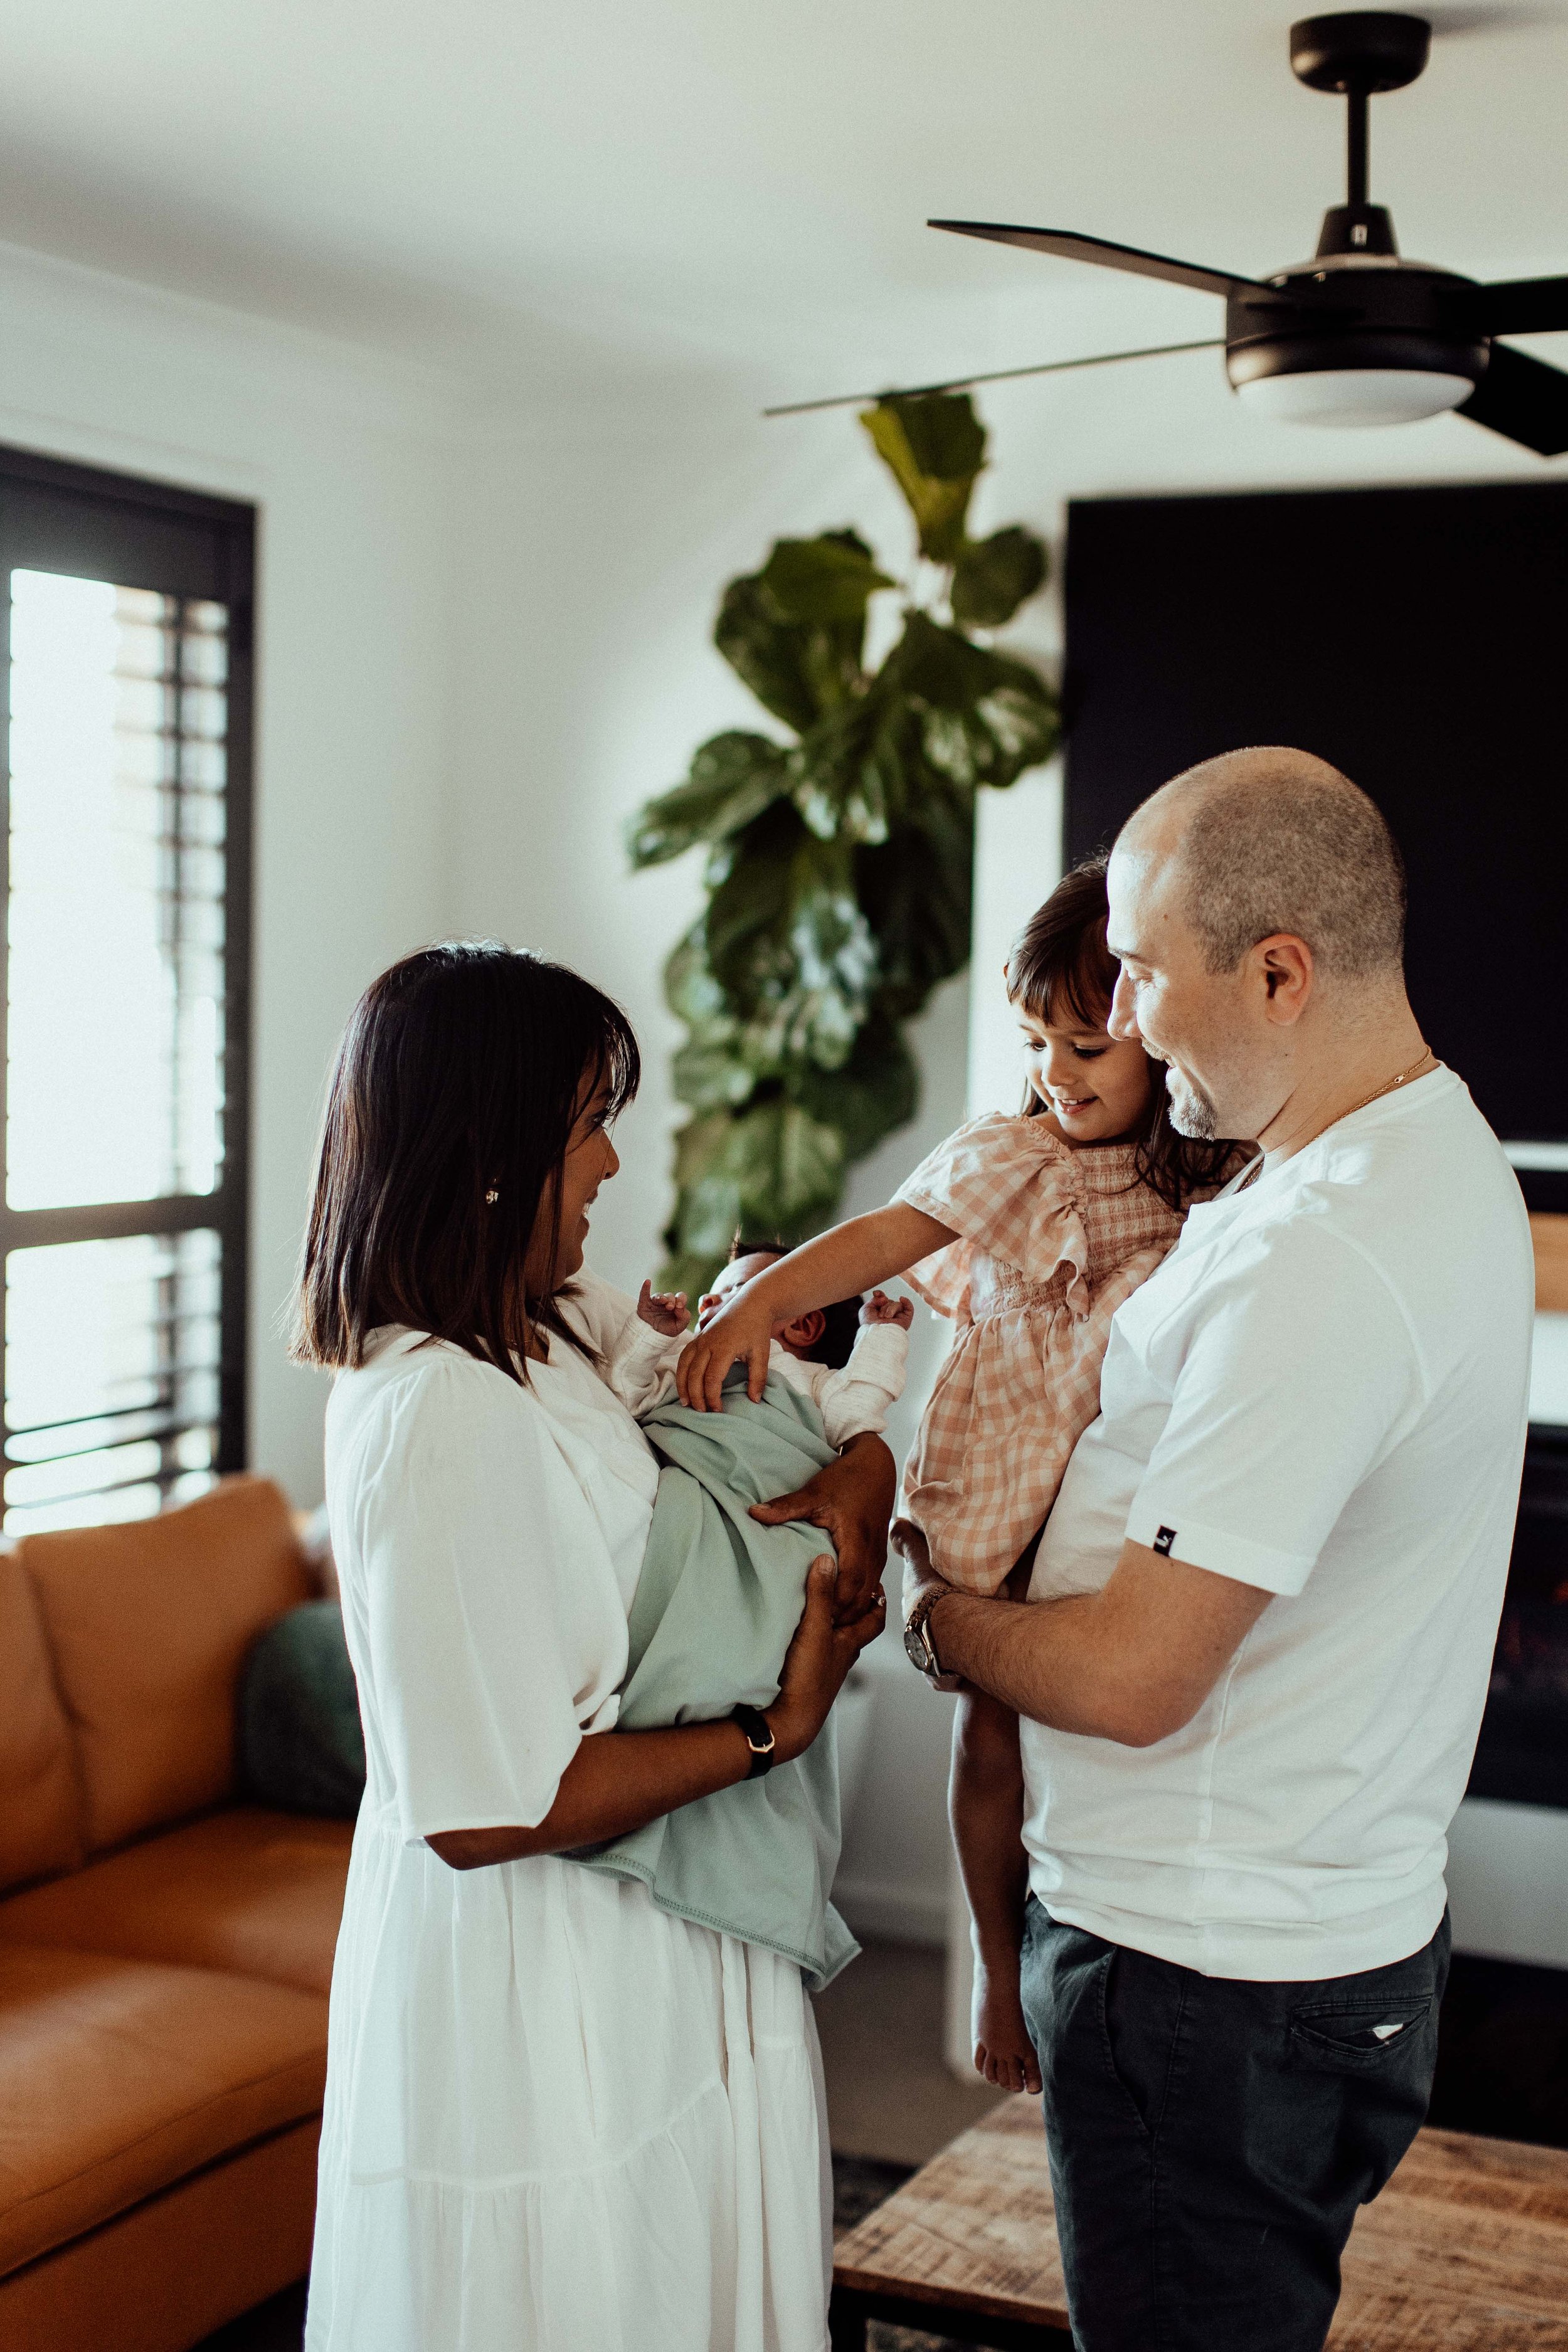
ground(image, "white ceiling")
xmin=2 ymin=0 xmax=1567 ymax=402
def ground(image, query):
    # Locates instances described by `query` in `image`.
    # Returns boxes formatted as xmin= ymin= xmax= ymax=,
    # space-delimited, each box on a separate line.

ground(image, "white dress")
xmin=305 ymin=1274 xmax=833 ymax=2352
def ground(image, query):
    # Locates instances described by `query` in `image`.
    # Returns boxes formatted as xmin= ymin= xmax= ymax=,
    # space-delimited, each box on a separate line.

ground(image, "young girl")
xmin=679 ymin=859 xmax=1239 ymax=2090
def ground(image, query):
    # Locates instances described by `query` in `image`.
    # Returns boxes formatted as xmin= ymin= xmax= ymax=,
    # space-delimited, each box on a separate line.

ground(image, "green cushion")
xmin=240 ymin=1599 xmax=365 ymax=1818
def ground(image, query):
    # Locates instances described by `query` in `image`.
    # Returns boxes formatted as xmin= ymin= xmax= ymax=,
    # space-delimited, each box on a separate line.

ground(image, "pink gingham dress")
xmin=894 ymin=1112 xmax=1186 ymax=1596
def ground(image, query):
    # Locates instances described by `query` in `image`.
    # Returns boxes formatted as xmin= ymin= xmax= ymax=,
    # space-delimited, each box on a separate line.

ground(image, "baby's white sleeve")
xmin=810 ymin=1322 xmax=909 ymax=1447
xmin=603 ymin=1316 xmax=686 ymax=1417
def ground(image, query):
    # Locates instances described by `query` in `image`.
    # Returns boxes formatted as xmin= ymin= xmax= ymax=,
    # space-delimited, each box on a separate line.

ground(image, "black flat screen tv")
xmin=1062 ymin=479 xmax=1568 ymax=1160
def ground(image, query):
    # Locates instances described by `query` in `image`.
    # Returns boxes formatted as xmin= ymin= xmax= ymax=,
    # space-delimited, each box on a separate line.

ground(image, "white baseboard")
xmin=834 ymin=1873 xmax=948 ymax=1948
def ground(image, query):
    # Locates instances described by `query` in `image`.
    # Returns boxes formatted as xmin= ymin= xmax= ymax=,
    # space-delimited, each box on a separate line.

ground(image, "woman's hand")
xmin=752 ymin=1431 xmax=897 ymax=1622
xmin=766 ymin=1556 xmax=887 ymax=1761
xmin=677 ymin=1286 xmax=775 ymax=1411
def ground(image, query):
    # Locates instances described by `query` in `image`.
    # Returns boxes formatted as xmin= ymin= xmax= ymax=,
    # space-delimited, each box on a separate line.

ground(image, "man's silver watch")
xmin=904 ymin=1589 xmax=946 ymax=1683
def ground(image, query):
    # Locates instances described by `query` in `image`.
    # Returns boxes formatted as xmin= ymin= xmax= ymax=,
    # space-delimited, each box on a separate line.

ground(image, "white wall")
xmin=0 ymin=241 xmax=462 ymax=1507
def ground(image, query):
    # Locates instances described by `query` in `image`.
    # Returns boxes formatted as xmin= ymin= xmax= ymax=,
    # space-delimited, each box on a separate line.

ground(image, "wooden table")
xmin=831 ymin=2101 xmax=1568 ymax=2348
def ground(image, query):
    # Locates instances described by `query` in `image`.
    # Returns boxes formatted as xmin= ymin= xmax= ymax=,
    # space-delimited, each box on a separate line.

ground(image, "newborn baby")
xmin=608 ymin=1236 xmax=912 ymax=1447
xmin=586 ymin=1236 xmax=913 ymax=1990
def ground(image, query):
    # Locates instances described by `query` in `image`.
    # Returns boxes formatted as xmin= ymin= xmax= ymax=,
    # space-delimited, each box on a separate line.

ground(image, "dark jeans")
xmin=1019 ymin=1895 xmax=1450 ymax=2352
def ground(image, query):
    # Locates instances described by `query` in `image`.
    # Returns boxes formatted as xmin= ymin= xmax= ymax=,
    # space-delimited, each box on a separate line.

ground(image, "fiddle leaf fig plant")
xmin=629 ymin=391 xmax=1059 ymax=1299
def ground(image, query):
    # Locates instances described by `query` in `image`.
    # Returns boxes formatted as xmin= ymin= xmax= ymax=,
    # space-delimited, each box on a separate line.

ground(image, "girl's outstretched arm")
xmin=676 ymin=1203 xmax=954 ymax=1412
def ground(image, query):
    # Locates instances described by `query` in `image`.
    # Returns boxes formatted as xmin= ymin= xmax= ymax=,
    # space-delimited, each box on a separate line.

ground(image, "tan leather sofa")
xmin=0 ymin=1476 xmax=352 ymax=2352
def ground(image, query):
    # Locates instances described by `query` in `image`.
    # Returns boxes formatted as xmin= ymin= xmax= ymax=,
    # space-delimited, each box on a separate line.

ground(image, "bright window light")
xmin=6 ymin=570 xmax=228 ymax=1210
xmin=3 ymin=563 xmax=233 ymax=1535
xmin=3 ymin=1229 xmax=221 ymax=1535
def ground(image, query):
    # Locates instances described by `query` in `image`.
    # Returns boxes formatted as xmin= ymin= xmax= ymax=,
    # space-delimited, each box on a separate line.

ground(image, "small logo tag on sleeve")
xmin=1153 ymin=1526 xmax=1177 ymax=1556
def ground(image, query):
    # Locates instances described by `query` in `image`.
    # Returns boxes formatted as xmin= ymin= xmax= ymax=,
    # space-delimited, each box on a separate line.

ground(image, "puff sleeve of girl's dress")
xmin=893 ymin=1113 xmax=1089 ymax=1316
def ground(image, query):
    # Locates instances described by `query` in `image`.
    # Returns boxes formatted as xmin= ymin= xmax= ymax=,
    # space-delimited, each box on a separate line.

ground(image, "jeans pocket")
xmin=1289 ymin=1995 xmax=1435 ymax=2070
xmin=1098 ymin=1947 xmax=1157 ymax=2137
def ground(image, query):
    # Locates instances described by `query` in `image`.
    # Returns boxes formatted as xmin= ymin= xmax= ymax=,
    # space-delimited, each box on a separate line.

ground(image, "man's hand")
xmin=677 ymin=1287 xmax=775 ymax=1411
xmin=893 ymin=1515 xmax=941 ymax=1619
xmin=892 ymin=1517 xmax=965 ymax=1690
xmin=752 ymin=1432 xmax=897 ymax=1622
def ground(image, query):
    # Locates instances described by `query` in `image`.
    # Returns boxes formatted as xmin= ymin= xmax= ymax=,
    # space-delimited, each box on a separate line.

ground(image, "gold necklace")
xmin=1334 ymin=1045 xmax=1438 ymax=1128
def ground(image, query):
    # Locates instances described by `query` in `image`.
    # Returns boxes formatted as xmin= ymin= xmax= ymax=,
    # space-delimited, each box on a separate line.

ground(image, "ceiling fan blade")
xmin=1471 ymin=275 xmax=1568 ymax=335
xmin=928 ymin=220 xmax=1264 ymax=299
xmin=1457 ymin=342 xmax=1568 ymax=455
xmin=763 ymin=337 xmax=1225 ymax=419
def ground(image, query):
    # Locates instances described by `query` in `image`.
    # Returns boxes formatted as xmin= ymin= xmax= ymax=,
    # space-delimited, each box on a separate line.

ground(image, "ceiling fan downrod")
xmin=1290 ymin=10 xmax=1431 ymax=257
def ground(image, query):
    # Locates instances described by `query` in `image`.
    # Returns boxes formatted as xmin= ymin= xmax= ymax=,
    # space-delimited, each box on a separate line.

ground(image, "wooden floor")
xmin=834 ymin=2100 xmax=1568 ymax=2349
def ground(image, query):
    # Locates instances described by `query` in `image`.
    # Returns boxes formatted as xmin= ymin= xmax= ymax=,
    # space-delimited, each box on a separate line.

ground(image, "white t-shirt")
xmin=1019 ymin=1067 xmax=1534 ymax=1981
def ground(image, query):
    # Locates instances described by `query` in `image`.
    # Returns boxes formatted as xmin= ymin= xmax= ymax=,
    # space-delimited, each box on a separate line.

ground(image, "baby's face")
xmin=697 ymin=1251 xmax=818 ymax=1360
xmin=697 ymin=1252 xmax=785 ymax=1330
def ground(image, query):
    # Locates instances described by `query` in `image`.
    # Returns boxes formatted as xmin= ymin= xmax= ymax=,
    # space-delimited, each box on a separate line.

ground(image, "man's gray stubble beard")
xmin=1164 ymin=1064 xmax=1218 ymax=1141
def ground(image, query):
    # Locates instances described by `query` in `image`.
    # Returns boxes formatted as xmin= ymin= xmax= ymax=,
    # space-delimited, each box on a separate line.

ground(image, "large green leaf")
xmin=883 ymin=611 xmax=1060 ymax=790
xmin=856 ymin=788 xmax=976 ymax=1020
xmin=714 ymin=529 xmax=881 ymax=735
xmin=664 ymin=922 xmax=728 ymax=1029
xmin=713 ymin=575 xmax=820 ymax=736
xmin=628 ymin=731 xmax=790 ymax=868
xmin=950 ymin=525 xmax=1049 ymax=630
xmin=666 ymin=1099 xmax=846 ymax=1276
xmin=760 ymin=532 xmax=894 ymax=625
xmin=786 ymin=691 xmax=917 ymax=846
xmin=702 ymin=802 xmax=877 ymax=1070
xmin=787 ymin=1010 xmax=919 ymax=1163
xmin=663 ymin=928 xmax=755 ymax=1111
xmin=861 ymin=393 xmax=987 ymax=563
xmin=703 ymin=800 xmax=802 ymax=990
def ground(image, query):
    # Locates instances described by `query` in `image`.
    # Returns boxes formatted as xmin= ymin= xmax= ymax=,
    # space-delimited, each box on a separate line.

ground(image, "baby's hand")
xmin=861 ymin=1290 xmax=913 ymax=1329
xmin=973 ymin=1957 xmax=1042 ymax=2095
xmin=637 ymin=1280 xmax=689 ymax=1338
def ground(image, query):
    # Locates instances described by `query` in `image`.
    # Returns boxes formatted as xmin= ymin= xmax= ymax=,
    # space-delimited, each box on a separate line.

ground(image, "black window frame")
xmin=0 ymin=442 xmax=257 ymax=1489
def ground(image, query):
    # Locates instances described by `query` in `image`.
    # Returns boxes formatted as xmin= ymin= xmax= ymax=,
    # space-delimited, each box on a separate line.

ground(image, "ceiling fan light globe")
xmin=1235 ymin=366 xmax=1476 ymax=427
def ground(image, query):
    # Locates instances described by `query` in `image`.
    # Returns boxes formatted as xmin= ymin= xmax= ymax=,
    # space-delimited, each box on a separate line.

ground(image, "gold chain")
xmin=1333 ymin=1046 xmax=1438 ymax=1128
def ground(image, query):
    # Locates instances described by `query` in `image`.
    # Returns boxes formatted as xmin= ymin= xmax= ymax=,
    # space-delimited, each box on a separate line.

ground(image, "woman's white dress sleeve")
xmin=352 ymin=1354 xmax=623 ymax=1840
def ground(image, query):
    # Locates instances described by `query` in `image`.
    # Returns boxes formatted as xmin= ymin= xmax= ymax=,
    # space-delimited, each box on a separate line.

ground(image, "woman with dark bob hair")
xmin=294 ymin=943 xmax=893 ymax=2352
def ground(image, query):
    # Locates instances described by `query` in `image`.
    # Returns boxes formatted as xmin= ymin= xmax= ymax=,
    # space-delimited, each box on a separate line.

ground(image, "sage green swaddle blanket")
xmin=577 ymin=1369 xmax=861 ymax=1991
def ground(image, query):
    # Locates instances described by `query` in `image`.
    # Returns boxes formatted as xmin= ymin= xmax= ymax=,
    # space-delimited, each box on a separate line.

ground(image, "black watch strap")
xmin=731 ymin=1702 xmax=778 ymax=1777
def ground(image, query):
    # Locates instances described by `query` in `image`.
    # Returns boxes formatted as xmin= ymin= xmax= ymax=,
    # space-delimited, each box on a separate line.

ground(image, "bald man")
xmin=898 ymin=750 xmax=1535 ymax=2351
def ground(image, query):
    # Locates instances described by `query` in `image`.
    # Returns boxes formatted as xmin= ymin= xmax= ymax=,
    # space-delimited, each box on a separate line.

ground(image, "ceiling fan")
xmin=770 ymin=9 xmax=1568 ymax=455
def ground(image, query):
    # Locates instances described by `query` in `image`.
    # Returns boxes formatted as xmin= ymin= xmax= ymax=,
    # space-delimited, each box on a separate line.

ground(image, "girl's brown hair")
xmin=1006 ymin=860 xmax=1236 ymax=1212
xmin=292 ymin=941 xmax=639 ymax=1379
